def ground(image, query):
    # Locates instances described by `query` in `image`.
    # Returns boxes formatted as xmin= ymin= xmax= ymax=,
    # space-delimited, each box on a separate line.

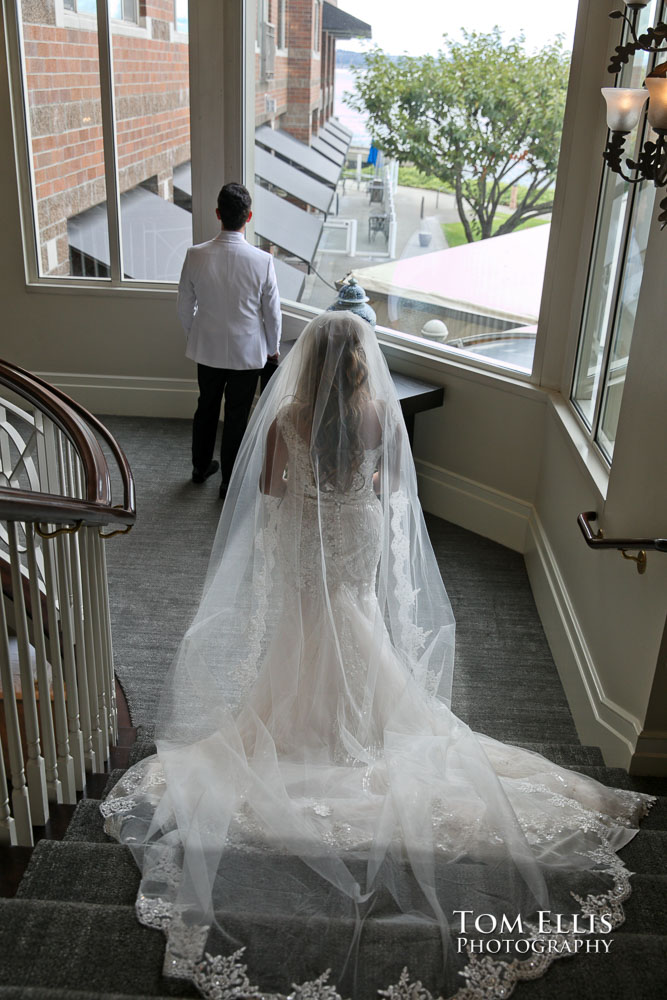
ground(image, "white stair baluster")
xmin=25 ymin=524 xmax=63 ymax=804
xmin=81 ymin=526 xmax=109 ymax=765
xmin=41 ymin=530 xmax=77 ymax=804
xmin=55 ymin=532 xmax=86 ymax=790
xmin=96 ymin=530 xmax=117 ymax=744
xmin=7 ymin=521 xmax=49 ymax=826
xmin=67 ymin=531 xmax=97 ymax=774
xmin=0 ymin=584 xmax=30 ymax=845
xmin=0 ymin=737 xmax=17 ymax=846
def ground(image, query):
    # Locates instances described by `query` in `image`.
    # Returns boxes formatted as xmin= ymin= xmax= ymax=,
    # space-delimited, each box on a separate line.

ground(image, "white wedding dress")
xmin=102 ymin=313 xmax=653 ymax=1000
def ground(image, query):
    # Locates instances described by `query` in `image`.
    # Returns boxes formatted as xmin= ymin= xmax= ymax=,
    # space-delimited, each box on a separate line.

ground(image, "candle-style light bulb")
xmin=601 ymin=87 xmax=649 ymax=131
xmin=645 ymin=67 xmax=667 ymax=131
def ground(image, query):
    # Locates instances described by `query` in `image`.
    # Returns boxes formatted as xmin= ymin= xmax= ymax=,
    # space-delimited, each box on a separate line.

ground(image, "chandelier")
xmin=601 ymin=1 xmax=667 ymax=226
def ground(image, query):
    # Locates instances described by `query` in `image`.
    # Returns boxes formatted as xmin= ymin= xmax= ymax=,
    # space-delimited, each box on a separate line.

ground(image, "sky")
xmin=340 ymin=0 xmax=580 ymax=56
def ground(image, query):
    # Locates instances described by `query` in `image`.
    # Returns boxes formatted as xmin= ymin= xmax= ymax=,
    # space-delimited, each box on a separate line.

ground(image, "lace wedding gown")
xmin=102 ymin=313 xmax=653 ymax=1000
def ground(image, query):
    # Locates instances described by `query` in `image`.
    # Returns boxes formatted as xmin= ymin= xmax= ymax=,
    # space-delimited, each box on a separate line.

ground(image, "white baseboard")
xmin=415 ymin=461 xmax=651 ymax=771
xmin=630 ymin=730 xmax=667 ymax=776
xmin=415 ymin=459 xmax=532 ymax=553
xmin=525 ymin=509 xmax=643 ymax=770
xmin=38 ymin=372 xmax=198 ymax=418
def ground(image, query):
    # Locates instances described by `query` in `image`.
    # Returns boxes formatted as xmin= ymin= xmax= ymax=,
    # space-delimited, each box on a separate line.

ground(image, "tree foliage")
xmin=347 ymin=29 xmax=570 ymax=241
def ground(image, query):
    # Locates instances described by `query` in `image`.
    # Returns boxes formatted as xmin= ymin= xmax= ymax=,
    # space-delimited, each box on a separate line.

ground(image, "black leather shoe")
xmin=192 ymin=460 xmax=219 ymax=483
xmin=218 ymin=482 xmax=228 ymax=500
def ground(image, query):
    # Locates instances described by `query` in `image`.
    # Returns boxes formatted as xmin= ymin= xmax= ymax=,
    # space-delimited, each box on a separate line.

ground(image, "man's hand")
xmin=267 ymin=353 xmax=280 ymax=363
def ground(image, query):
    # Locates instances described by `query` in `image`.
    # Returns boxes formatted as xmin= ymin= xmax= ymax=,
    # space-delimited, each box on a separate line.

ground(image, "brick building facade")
xmin=21 ymin=0 xmax=189 ymax=276
xmin=19 ymin=0 xmax=361 ymax=278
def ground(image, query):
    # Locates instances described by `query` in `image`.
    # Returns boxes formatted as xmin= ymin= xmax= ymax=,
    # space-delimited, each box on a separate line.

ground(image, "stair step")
xmin=512 ymin=933 xmax=666 ymax=999
xmin=103 ymin=768 xmax=127 ymax=798
xmin=619 ymin=829 xmax=667 ymax=875
xmin=16 ymin=841 xmax=140 ymax=906
xmin=0 ymin=846 xmax=33 ymax=898
xmin=568 ymin=766 xmax=667 ymax=796
xmin=63 ymin=799 xmax=111 ymax=843
xmin=128 ymin=739 xmax=157 ymax=767
xmin=0 ymin=988 xmax=190 ymax=1000
xmin=0 ymin=898 xmax=199 ymax=997
xmin=509 ymin=742 xmax=606 ymax=767
xmin=619 ymin=873 xmax=667 ymax=934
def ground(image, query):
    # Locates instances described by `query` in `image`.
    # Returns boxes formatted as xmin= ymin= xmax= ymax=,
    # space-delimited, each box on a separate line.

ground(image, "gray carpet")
xmin=100 ymin=415 xmax=579 ymax=745
xmin=4 ymin=415 xmax=665 ymax=999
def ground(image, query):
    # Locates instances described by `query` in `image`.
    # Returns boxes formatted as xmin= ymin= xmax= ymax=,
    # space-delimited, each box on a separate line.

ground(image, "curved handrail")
xmin=577 ymin=511 xmax=667 ymax=552
xmin=8 ymin=363 xmax=136 ymax=516
xmin=0 ymin=358 xmax=136 ymax=528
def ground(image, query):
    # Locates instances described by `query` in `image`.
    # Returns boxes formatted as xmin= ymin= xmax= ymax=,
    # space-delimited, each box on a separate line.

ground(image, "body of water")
xmin=333 ymin=67 xmax=371 ymax=145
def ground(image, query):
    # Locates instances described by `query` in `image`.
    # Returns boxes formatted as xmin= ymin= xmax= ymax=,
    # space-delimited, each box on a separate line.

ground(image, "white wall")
xmin=1 ymin=1 xmax=665 ymax=773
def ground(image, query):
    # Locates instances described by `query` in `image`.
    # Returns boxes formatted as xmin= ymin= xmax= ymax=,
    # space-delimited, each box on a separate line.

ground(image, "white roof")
xmin=352 ymin=223 xmax=551 ymax=325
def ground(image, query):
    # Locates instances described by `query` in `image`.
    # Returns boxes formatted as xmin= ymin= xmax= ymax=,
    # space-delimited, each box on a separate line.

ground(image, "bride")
xmin=102 ymin=312 xmax=653 ymax=1000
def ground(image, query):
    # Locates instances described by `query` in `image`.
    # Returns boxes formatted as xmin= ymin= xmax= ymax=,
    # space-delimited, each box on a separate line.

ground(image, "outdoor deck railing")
xmin=0 ymin=359 xmax=135 ymax=846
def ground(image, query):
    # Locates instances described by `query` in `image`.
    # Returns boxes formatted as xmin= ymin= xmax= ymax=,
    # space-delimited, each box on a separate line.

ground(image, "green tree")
xmin=347 ymin=29 xmax=570 ymax=242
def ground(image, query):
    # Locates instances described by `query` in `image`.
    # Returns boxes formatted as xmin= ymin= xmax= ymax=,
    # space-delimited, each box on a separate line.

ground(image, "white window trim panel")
xmin=169 ymin=24 xmax=189 ymax=44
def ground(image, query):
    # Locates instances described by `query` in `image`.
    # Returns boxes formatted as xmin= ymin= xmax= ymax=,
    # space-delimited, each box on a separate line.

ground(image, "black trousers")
xmin=192 ymin=364 xmax=262 ymax=484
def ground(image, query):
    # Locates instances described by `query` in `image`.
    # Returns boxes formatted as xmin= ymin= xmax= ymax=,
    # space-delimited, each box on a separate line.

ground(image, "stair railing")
xmin=0 ymin=359 xmax=135 ymax=847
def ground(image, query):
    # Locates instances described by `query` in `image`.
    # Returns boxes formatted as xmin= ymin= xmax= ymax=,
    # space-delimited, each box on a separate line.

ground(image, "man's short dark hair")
xmin=217 ymin=183 xmax=252 ymax=230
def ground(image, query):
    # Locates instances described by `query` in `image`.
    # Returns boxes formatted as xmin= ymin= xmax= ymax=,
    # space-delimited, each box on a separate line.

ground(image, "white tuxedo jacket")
xmin=177 ymin=230 xmax=282 ymax=370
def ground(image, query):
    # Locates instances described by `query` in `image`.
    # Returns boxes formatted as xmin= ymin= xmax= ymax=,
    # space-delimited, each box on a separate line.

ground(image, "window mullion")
xmin=6 ymin=0 xmax=40 ymax=282
xmin=96 ymin=0 xmax=122 ymax=283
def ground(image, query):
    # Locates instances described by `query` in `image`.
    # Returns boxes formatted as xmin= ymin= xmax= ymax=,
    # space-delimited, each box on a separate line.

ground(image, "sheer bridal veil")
xmin=103 ymin=312 xmax=653 ymax=1000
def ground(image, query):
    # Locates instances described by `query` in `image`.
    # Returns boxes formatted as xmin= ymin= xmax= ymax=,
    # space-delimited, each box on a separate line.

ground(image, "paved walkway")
xmin=301 ymin=181 xmax=461 ymax=310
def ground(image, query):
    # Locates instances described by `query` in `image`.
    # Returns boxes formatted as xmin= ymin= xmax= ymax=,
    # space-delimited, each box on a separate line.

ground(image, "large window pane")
xmin=597 ymin=180 xmax=656 ymax=459
xmin=18 ymin=0 xmax=109 ymax=278
xmin=571 ymin=0 xmax=660 ymax=454
xmin=571 ymin=169 xmax=629 ymax=426
xmin=248 ymin=1 xmax=576 ymax=376
xmin=109 ymin=4 xmax=192 ymax=282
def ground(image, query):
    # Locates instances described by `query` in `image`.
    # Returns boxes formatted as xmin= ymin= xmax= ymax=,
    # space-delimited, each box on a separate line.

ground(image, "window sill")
xmin=25 ymin=278 xmax=177 ymax=300
xmin=545 ymin=391 xmax=610 ymax=503
xmin=280 ymin=300 xmax=544 ymax=402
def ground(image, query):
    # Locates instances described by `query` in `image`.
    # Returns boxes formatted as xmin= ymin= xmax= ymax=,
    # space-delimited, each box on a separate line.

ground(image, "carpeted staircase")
xmin=1 ymin=417 xmax=664 ymax=998
xmin=1 ymin=728 xmax=665 ymax=1000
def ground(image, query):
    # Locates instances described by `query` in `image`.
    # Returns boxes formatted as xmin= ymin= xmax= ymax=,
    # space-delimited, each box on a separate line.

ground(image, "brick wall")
xmin=282 ymin=0 xmax=323 ymax=143
xmin=20 ymin=0 xmax=338 ymax=276
xmin=255 ymin=0 xmax=289 ymax=126
xmin=22 ymin=0 xmax=189 ymax=275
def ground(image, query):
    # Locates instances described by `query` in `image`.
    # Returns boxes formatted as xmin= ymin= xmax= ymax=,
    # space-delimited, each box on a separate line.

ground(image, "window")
xmin=248 ymin=3 xmax=574 ymax=379
xmin=65 ymin=0 xmax=137 ymax=18
xmin=174 ymin=0 xmax=188 ymax=35
xmin=313 ymin=0 xmax=320 ymax=53
xmin=277 ymin=0 xmax=286 ymax=50
xmin=108 ymin=0 xmax=138 ymax=22
xmin=571 ymin=0 xmax=662 ymax=462
xmin=64 ymin=1 xmax=97 ymax=11
xmin=15 ymin=0 xmax=191 ymax=283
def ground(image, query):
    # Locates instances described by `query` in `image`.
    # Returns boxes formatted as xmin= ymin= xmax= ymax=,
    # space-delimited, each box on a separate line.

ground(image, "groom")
xmin=178 ymin=183 xmax=282 ymax=498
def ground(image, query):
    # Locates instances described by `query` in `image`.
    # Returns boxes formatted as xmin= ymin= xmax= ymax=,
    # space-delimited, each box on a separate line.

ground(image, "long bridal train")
xmin=102 ymin=313 xmax=654 ymax=1000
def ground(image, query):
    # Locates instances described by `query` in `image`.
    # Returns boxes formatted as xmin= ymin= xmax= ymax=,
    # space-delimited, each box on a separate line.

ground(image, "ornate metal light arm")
xmin=607 ymin=11 xmax=667 ymax=71
xmin=601 ymin=4 xmax=667 ymax=227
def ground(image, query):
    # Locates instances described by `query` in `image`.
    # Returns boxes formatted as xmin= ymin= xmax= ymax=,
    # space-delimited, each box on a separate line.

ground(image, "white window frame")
xmin=5 ymin=0 xmax=663 ymax=433
xmin=8 ymin=0 xmax=177 ymax=291
xmin=567 ymin=0 xmax=664 ymax=467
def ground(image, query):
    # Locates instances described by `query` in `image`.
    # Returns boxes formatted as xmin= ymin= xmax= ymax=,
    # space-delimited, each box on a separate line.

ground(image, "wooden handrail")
xmin=0 ymin=489 xmax=135 ymax=527
xmin=8 ymin=363 xmax=136 ymax=516
xmin=0 ymin=358 xmax=136 ymax=528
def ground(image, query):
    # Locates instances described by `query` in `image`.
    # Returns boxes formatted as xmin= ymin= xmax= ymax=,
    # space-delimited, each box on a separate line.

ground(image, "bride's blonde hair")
xmin=295 ymin=313 xmax=373 ymax=492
